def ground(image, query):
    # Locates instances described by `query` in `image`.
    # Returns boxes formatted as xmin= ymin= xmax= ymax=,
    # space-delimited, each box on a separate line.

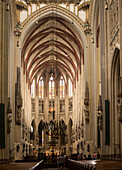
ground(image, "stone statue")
xmin=16 ymin=106 xmax=21 ymax=125
xmin=15 ymin=67 xmax=22 ymax=125
xmin=117 ymin=77 xmax=122 ymax=123
xmin=7 ymin=113 xmax=12 ymax=134
xmin=84 ymin=81 xmax=89 ymax=123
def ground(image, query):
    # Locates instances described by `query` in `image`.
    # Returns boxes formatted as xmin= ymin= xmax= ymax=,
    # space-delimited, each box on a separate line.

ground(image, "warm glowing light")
xmin=50 ymin=108 xmax=54 ymax=112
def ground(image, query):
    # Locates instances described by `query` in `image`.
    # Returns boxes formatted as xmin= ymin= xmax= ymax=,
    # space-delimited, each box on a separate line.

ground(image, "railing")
xmin=68 ymin=159 xmax=96 ymax=170
xmin=29 ymin=160 xmax=44 ymax=170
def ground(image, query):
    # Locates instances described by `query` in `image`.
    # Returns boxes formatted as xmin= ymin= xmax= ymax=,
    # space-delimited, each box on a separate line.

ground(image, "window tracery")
xmin=69 ymin=78 xmax=73 ymax=97
xmin=39 ymin=76 xmax=44 ymax=99
xmin=69 ymin=97 xmax=73 ymax=111
xmin=31 ymin=79 xmax=35 ymax=98
xmin=60 ymin=76 xmax=65 ymax=98
xmin=49 ymin=75 xmax=55 ymax=99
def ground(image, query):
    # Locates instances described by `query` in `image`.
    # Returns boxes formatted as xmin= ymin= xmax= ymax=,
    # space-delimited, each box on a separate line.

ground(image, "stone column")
xmin=120 ymin=0 xmax=122 ymax=78
xmin=35 ymin=76 xmax=38 ymax=151
xmin=119 ymin=0 xmax=122 ymax=159
xmin=0 ymin=0 xmax=8 ymax=162
xmin=99 ymin=0 xmax=106 ymax=156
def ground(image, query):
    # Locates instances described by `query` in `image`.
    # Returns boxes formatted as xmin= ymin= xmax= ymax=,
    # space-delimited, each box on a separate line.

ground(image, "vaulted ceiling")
xmin=21 ymin=11 xmax=84 ymax=89
xmin=24 ymin=0 xmax=82 ymax=4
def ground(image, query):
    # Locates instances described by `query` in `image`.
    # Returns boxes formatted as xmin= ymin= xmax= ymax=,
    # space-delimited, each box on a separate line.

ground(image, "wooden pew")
xmin=68 ymin=159 xmax=96 ymax=170
xmin=29 ymin=160 xmax=44 ymax=170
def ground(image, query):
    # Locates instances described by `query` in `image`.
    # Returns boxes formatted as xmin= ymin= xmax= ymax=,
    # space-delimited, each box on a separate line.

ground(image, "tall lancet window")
xmin=31 ymin=79 xmax=35 ymax=98
xmin=39 ymin=76 xmax=44 ymax=98
xmin=60 ymin=76 xmax=65 ymax=98
xmin=49 ymin=74 xmax=55 ymax=99
xmin=69 ymin=78 xmax=73 ymax=97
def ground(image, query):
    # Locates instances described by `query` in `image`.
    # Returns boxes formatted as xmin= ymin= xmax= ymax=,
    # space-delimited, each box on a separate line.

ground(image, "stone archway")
xmin=111 ymin=47 xmax=121 ymax=159
xmin=30 ymin=119 xmax=36 ymax=144
xmin=38 ymin=120 xmax=45 ymax=146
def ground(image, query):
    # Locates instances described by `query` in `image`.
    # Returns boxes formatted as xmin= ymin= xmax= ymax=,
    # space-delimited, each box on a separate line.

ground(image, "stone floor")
xmin=96 ymin=160 xmax=122 ymax=170
xmin=0 ymin=162 xmax=37 ymax=170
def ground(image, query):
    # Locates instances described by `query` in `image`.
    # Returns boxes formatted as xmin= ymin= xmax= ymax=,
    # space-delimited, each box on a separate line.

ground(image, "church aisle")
xmin=0 ymin=0 xmax=122 ymax=167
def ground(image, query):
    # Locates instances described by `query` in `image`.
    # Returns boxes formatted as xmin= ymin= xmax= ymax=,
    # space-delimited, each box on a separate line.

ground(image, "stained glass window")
xmin=42 ymin=130 xmax=44 ymax=147
xmin=31 ymin=79 xmax=35 ymax=98
xmin=49 ymin=75 xmax=55 ymax=99
xmin=69 ymin=78 xmax=73 ymax=97
xmin=39 ymin=76 xmax=44 ymax=98
xmin=60 ymin=76 xmax=65 ymax=98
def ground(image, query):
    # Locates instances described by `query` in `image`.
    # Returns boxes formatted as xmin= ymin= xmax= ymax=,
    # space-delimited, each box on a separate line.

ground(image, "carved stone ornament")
xmin=97 ymin=95 xmax=103 ymax=130
xmin=16 ymin=1 xmax=27 ymax=11
xmin=81 ymin=126 xmax=84 ymax=138
xmin=84 ymin=81 xmax=89 ymax=123
xmin=14 ymin=22 xmax=21 ymax=37
xmin=65 ymin=134 xmax=68 ymax=144
xmin=7 ymin=113 xmax=12 ymax=134
xmin=117 ymin=77 xmax=122 ymax=123
xmin=97 ymin=111 xmax=103 ymax=131
xmin=7 ymin=98 xmax=12 ymax=134
xmin=36 ymin=132 xmax=39 ymax=145
xmin=84 ymin=81 xmax=89 ymax=106
xmin=84 ymin=20 xmax=91 ymax=34
xmin=15 ymin=67 xmax=23 ymax=125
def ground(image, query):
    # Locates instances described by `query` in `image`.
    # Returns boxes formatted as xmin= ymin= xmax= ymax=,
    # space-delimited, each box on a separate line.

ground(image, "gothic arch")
xmin=19 ymin=4 xmax=87 ymax=93
xmin=30 ymin=119 xmax=36 ymax=141
xmin=111 ymin=47 xmax=121 ymax=156
xmin=68 ymin=118 xmax=73 ymax=145
xmin=38 ymin=120 xmax=45 ymax=146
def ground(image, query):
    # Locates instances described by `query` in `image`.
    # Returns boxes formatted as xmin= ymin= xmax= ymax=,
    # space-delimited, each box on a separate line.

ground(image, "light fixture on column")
xmin=92 ymin=37 xmax=94 ymax=43
xmin=17 ymin=41 xmax=19 ymax=47
xmin=84 ymin=20 xmax=91 ymax=34
xmin=6 ymin=3 xmax=10 ymax=11
xmin=14 ymin=21 xmax=21 ymax=47
xmin=105 ymin=2 xmax=108 ymax=10
xmin=36 ymin=20 xmax=39 ymax=25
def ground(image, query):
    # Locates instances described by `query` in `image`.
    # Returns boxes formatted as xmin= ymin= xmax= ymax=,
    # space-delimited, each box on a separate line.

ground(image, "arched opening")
xmin=59 ymin=120 xmax=67 ymax=146
xmin=30 ymin=119 xmax=36 ymax=143
xmin=38 ymin=120 xmax=45 ymax=146
xmin=68 ymin=118 xmax=73 ymax=155
xmin=111 ymin=48 xmax=121 ymax=158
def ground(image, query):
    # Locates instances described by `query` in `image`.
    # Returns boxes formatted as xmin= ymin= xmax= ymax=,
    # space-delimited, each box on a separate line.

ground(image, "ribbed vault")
xmin=20 ymin=4 xmax=85 ymax=92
